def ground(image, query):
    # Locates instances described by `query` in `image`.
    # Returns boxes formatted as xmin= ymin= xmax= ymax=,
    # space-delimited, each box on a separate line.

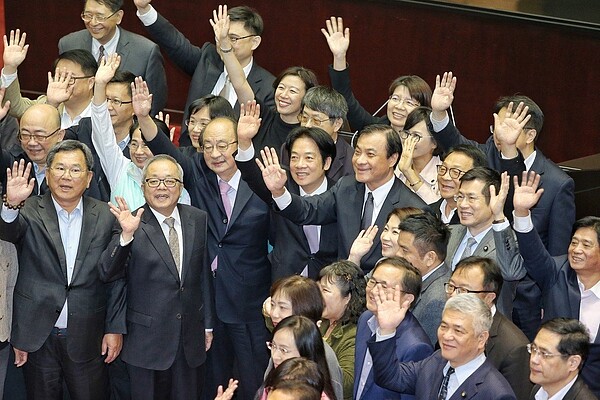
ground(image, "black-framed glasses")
xmin=526 ymin=343 xmax=569 ymax=360
xmin=68 ymin=75 xmax=93 ymax=86
xmin=228 ymin=34 xmax=256 ymax=44
xmin=107 ymin=97 xmax=132 ymax=107
xmin=366 ymin=277 xmax=411 ymax=294
xmin=297 ymin=113 xmax=332 ymax=127
xmin=144 ymin=178 xmax=182 ymax=188
xmin=201 ymin=141 xmax=238 ymax=153
xmin=437 ymin=165 xmax=466 ymax=179
xmin=48 ymin=166 xmax=87 ymax=179
xmin=400 ymin=130 xmax=432 ymax=142
xmin=388 ymin=95 xmax=420 ymax=108
xmin=81 ymin=10 xmax=119 ymax=23
xmin=444 ymin=283 xmax=494 ymax=295
xmin=17 ymin=127 xmax=61 ymax=143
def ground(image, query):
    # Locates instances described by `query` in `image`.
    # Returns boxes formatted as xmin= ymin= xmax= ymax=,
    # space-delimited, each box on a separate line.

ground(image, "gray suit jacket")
xmin=411 ymin=263 xmax=450 ymax=345
xmin=59 ymin=27 xmax=167 ymax=114
xmin=445 ymin=225 xmax=525 ymax=317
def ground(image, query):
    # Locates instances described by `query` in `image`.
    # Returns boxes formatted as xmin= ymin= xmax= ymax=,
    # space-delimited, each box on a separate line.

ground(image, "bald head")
xmin=19 ymin=104 xmax=64 ymax=167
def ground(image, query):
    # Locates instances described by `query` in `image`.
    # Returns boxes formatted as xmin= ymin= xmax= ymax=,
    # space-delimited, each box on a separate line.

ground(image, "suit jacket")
xmin=99 ymin=204 xmax=213 ymax=370
xmin=147 ymin=131 xmax=271 ymax=324
xmin=368 ymin=342 xmax=516 ymax=400
xmin=278 ymin=176 xmax=428 ymax=273
xmin=517 ymin=228 xmax=600 ymax=398
xmin=530 ymin=377 xmax=598 ymax=400
xmin=445 ymin=224 xmax=525 ymax=317
xmin=143 ymin=12 xmax=275 ymax=146
xmin=486 ymin=312 xmax=532 ymax=400
xmin=411 ymin=263 xmax=451 ymax=345
xmin=0 ymin=193 xmax=126 ymax=362
xmin=58 ymin=27 xmax=167 ymax=115
xmin=429 ymin=197 xmax=460 ymax=225
xmin=354 ymin=310 xmax=433 ymax=400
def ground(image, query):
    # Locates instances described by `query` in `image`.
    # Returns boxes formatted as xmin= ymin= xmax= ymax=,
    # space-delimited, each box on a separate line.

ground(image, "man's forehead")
xmin=56 ymin=59 xmax=84 ymax=74
xmin=228 ymin=21 xmax=253 ymax=36
xmin=203 ymin=121 xmax=235 ymax=141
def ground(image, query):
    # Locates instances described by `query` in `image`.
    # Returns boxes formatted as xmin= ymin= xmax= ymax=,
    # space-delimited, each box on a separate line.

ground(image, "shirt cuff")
xmin=1 ymin=205 xmax=19 ymax=223
xmin=375 ymin=327 xmax=396 ymax=342
xmin=235 ymin=143 xmax=255 ymax=162
xmin=273 ymin=188 xmax=292 ymax=210
xmin=430 ymin=113 xmax=449 ymax=133
xmin=491 ymin=219 xmax=510 ymax=231
xmin=512 ymin=211 xmax=534 ymax=233
xmin=119 ymin=234 xmax=134 ymax=246
xmin=136 ymin=6 xmax=158 ymax=26
xmin=1 ymin=69 xmax=17 ymax=89
xmin=205 ymin=329 xmax=213 ymax=333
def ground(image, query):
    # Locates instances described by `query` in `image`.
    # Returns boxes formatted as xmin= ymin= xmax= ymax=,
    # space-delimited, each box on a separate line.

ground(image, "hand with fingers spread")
xmin=397 ymin=134 xmax=421 ymax=188
xmin=108 ymin=196 xmax=144 ymax=242
xmin=131 ymin=77 xmax=153 ymax=118
xmin=155 ymin=111 xmax=176 ymax=141
xmin=237 ymin=101 xmax=261 ymax=150
xmin=256 ymin=147 xmax=287 ymax=197
xmin=214 ymin=379 xmax=239 ymax=400
xmin=488 ymin=172 xmax=510 ymax=221
xmin=210 ymin=5 xmax=232 ymax=52
xmin=3 ymin=29 xmax=29 ymax=75
xmin=348 ymin=226 xmax=379 ymax=265
xmin=431 ymin=72 xmax=457 ymax=119
xmin=5 ymin=160 xmax=35 ymax=207
xmin=95 ymin=54 xmax=121 ymax=86
xmin=46 ymin=68 xmax=74 ymax=107
xmin=373 ymin=284 xmax=411 ymax=336
xmin=493 ymin=101 xmax=531 ymax=158
xmin=321 ymin=16 xmax=350 ymax=71
xmin=513 ymin=171 xmax=544 ymax=217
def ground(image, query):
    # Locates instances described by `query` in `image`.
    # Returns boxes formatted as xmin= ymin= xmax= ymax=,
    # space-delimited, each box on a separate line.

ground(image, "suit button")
xmin=176 ymin=313 xmax=182 ymax=319
xmin=180 ymin=287 xmax=185 ymax=292
xmin=222 ymin=218 xmax=228 ymax=224
xmin=218 ymin=243 xmax=223 ymax=248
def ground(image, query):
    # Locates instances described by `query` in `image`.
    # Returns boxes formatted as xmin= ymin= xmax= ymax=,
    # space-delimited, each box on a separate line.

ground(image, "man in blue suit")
xmin=354 ymin=257 xmax=433 ymax=400
xmin=368 ymin=293 xmax=516 ymax=399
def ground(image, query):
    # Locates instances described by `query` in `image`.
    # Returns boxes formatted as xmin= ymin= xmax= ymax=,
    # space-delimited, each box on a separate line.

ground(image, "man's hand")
xmin=13 ymin=347 xmax=28 ymax=367
xmin=108 ymin=196 xmax=144 ymax=242
xmin=155 ymin=111 xmax=176 ymax=141
xmin=95 ymin=54 xmax=121 ymax=86
xmin=3 ymin=29 xmax=29 ymax=74
xmin=321 ymin=17 xmax=349 ymax=70
xmin=431 ymin=72 xmax=457 ymax=117
xmin=493 ymin=101 xmax=531 ymax=158
xmin=237 ymin=101 xmax=261 ymax=150
xmin=102 ymin=333 xmax=123 ymax=364
xmin=0 ymin=88 xmax=11 ymax=120
xmin=205 ymin=331 xmax=214 ymax=351
xmin=256 ymin=147 xmax=287 ymax=197
xmin=373 ymin=284 xmax=410 ymax=336
xmin=513 ymin=171 xmax=544 ymax=217
xmin=488 ymin=172 xmax=509 ymax=221
xmin=215 ymin=379 xmax=239 ymax=400
xmin=46 ymin=68 xmax=74 ymax=107
xmin=133 ymin=0 xmax=152 ymax=14
xmin=348 ymin=226 xmax=379 ymax=265
xmin=5 ymin=160 xmax=35 ymax=206
xmin=210 ymin=5 xmax=232 ymax=52
xmin=131 ymin=77 xmax=153 ymax=118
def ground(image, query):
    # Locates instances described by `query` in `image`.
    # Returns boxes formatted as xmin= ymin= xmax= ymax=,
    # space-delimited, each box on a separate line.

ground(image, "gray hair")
xmin=142 ymin=154 xmax=184 ymax=181
xmin=47 ymin=140 xmax=94 ymax=171
xmin=302 ymin=86 xmax=348 ymax=120
xmin=444 ymin=294 xmax=492 ymax=335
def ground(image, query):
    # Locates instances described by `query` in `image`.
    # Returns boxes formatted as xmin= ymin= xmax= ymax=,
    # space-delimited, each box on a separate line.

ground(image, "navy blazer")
xmin=278 ymin=175 xmax=428 ymax=273
xmin=354 ymin=310 xmax=432 ymax=400
xmin=143 ymin=12 xmax=275 ymax=146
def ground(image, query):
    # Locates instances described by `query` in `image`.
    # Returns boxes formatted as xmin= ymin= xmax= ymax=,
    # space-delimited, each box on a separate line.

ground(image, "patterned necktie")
xmin=164 ymin=217 xmax=180 ymax=276
xmin=438 ymin=366 xmax=455 ymax=400
xmin=459 ymin=237 xmax=477 ymax=260
xmin=360 ymin=192 xmax=374 ymax=230
xmin=98 ymin=45 xmax=105 ymax=64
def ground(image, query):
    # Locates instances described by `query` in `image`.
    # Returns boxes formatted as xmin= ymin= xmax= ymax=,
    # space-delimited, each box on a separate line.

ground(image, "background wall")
xmin=5 ymin=0 xmax=600 ymax=162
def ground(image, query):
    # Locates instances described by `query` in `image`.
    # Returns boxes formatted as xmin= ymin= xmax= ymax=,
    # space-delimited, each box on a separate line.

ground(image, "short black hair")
xmin=47 ymin=140 xmax=94 ymax=171
xmin=388 ymin=75 xmax=432 ymax=108
xmin=572 ymin=216 xmax=600 ymax=247
xmin=109 ymin=70 xmax=136 ymax=97
xmin=539 ymin=318 xmax=590 ymax=370
xmin=273 ymin=67 xmax=318 ymax=93
xmin=187 ymin=95 xmax=236 ymax=121
xmin=372 ymin=256 xmax=422 ymax=302
xmin=284 ymin=127 xmax=336 ymax=169
xmin=356 ymin=124 xmax=402 ymax=166
xmin=443 ymin=144 xmax=488 ymax=169
xmin=399 ymin=213 xmax=450 ymax=260
xmin=228 ymin=6 xmax=264 ymax=36
xmin=459 ymin=166 xmax=501 ymax=205
xmin=493 ymin=95 xmax=544 ymax=139
xmin=453 ymin=256 xmax=503 ymax=302
xmin=54 ymin=49 xmax=98 ymax=77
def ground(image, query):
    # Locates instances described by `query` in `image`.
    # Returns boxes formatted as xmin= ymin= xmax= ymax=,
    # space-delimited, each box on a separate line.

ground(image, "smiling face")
xmin=457 ymin=179 xmax=494 ymax=236
xmin=270 ymin=292 xmax=294 ymax=327
xmin=129 ymin=129 xmax=153 ymax=169
xmin=289 ymin=136 xmax=330 ymax=194
xmin=437 ymin=152 xmax=474 ymax=201
xmin=19 ymin=106 xmax=65 ymax=167
xmin=142 ymin=158 xmax=183 ymax=217
xmin=438 ymin=309 xmax=488 ymax=368
xmin=352 ymin=131 xmax=398 ymax=191
xmin=83 ymin=0 xmax=122 ymax=45
xmin=47 ymin=149 xmax=93 ymax=212
xmin=381 ymin=214 xmax=401 ymax=257
xmin=318 ymin=276 xmax=350 ymax=322
xmin=202 ymin=119 xmax=238 ymax=181
xmin=105 ymin=82 xmax=133 ymax=135
xmin=270 ymin=328 xmax=301 ymax=368
xmin=568 ymin=227 xmax=600 ymax=276
xmin=275 ymin=75 xmax=306 ymax=121
xmin=386 ymin=85 xmax=420 ymax=132
xmin=188 ymin=107 xmax=212 ymax=150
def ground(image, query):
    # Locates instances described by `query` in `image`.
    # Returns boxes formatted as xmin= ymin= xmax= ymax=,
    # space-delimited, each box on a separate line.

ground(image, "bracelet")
xmin=409 ymin=179 xmax=422 ymax=187
xmin=2 ymin=194 xmax=25 ymax=210
xmin=219 ymin=47 xmax=233 ymax=53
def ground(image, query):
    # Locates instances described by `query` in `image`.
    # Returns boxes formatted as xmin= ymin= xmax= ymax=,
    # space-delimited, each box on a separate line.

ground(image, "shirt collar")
xmin=422 ymin=262 xmax=445 ymax=281
xmin=367 ymin=314 xmax=379 ymax=335
xmin=299 ymin=176 xmax=328 ymax=197
xmin=577 ymin=277 xmax=600 ymax=298
xmin=92 ymin=26 xmax=120 ymax=56
xmin=219 ymin=169 xmax=241 ymax=192
xmin=466 ymin=225 xmax=492 ymax=243
xmin=535 ymin=374 xmax=578 ymax=400
xmin=149 ymin=203 xmax=181 ymax=226
xmin=367 ymin=175 xmax=396 ymax=208
xmin=51 ymin=195 xmax=84 ymax=216
xmin=444 ymin=351 xmax=486 ymax=385
xmin=524 ymin=150 xmax=537 ymax=171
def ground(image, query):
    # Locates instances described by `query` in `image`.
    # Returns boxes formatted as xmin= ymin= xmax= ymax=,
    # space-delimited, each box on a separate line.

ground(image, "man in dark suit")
xmin=369 ymin=292 xmax=516 ymax=399
xmin=259 ymin=124 xmax=428 ymax=273
xmin=98 ymin=155 xmax=213 ymax=399
xmin=512 ymin=173 xmax=600 ymax=397
xmin=354 ymin=257 xmax=433 ymax=400
xmin=528 ymin=318 xmax=597 ymax=400
xmin=133 ymin=0 xmax=275 ymax=146
xmin=0 ymin=140 xmax=125 ymax=399
xmin=59 ymin=0 xmax=167 ymax=114
xmin=448 ymin=257 xmax=532 ymax=399
xmin=396 ymin=213 xmax=451 ymax=345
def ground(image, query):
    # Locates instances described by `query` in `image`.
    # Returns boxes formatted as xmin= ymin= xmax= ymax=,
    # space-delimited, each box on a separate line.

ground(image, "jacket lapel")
xmin=445 ymin=225 xmax=467 ymax=266
xmin=179 ymin=205 xmax=195 ymax=284
xmin=228 ymin=179 xmax=252 ymax=229
xmin=473 ymin=229 xmax=494 ymax=257
xmin=115 ymin=28 xmax=131 ymax=67
xmin=70 ymin=197 xmax=99 ymax=283
xmin=39 ymin=193 xmax=68 ymax=281
xmin=141 ymin=205 xmax=180 ymax=283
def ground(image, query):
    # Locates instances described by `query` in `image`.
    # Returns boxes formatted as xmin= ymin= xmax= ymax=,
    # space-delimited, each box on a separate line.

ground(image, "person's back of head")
xmin=263 ymin=358 xmax=324 ymax=396
xmin=266 ymin=381 xmax=321 ymax=400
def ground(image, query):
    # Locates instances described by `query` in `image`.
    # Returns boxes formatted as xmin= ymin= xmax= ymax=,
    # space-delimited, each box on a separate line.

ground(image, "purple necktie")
xmin=211 ymin=180 xmax=234 ymax=273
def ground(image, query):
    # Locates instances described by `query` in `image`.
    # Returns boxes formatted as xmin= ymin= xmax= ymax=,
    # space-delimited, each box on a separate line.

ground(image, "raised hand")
xmin=5 ymin=160 xmax=35 ymax=206
xmin=237 ymin=101 xmax=262 ymax=149
xmin=131 ymin=77 xmax=153 ymax=118
xmin=108 ymin=196 xmax=144 ymax=242
xmin=488 ymin=171 xmax=509 ymax=220
xmin=493 ymin=101 xmax=531 ymax=156
xmin=210 ymin=5 xmax=232 ymax=51
xmin=256 ymin=147 xmax=287 ymax=197
xmin=513 ymin=171 xmax=544 ymax=217
xmin=321 ymin=17 xmax=350 ymax=69
xmin=373 ymin=284 xmax=411 ymax=335
xmin=348 ymin=225 xmax=379 ymax=265
xmin=214 ymin=379 xmax=239 ymax=400
xmin=3 ymin=29 xmax=29 ymax=74
xmin=133 ymin=0 xmax=152 ymax=13
xmin=397 ymin=134 xmax=418 ymax=177
xmin=46 ymin=67 xmax=74 ymax=107
xmin=431 ymin=72 xmax=457 ymax=113
xmin=155 ymin=111 xmax=176 ymax=142
xmin=0 ymin=88 xmax=11 ymax=120
xmin=95 ymin=54 xmax=121 ymax=85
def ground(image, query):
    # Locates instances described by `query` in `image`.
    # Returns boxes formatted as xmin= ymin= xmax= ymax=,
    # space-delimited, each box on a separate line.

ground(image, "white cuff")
xmin=235 ymin=143 xmax=255 ymax=162
xmin=375 ymin=327 xmax=396 ymax=342
xmin=119 ymin=234 xmax=134 ymax=246
xmin=1 ymin=69 xmax=18 ymax=89
xmin=491 ymin=219 xmax=510 ymax=231
xmin=512 ymin=211 xmax=534 ymax=233
xmin=430 ymin=113 xmax=449 ymax=133
xmin=273 ymin=189 xmax=292 ymax=210
xmin=136 ymin=6 xmax=158 ymax=26
xmin=1 ymin=204 xmax=19 ymax=223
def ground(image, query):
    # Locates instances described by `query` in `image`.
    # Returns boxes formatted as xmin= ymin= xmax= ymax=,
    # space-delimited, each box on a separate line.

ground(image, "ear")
xmin=56 ymin=129 xmax=66 ymax=141
xmin=323 ymin=156 xmax=332 ymax=171
xmin=405 ymin=292 xmax=415 ymax=307
xmin=250 ymin=35 xmax=262 ymax=51
xmin=567 ymin=355 xmax=582 ymax=372
xmin=525 ymin=128 xmax=537 ymax=145
xmin=483 ymin=292 xmax=497 ymax=307
xmin=478 ymin=330 xmax=490 ymax=349
xmin=388 ymin=152 xmax=399 ymax=168
xmin=423 ymin=250 xmax=437 ymax=268
xmin=86 ymin=170 xmax=94 ymax=188
xmin=87 ymin=76 xmax=95 ymax=91
xmin=115 ymin=10 xmax=124 ymax=25
xmin=332 ymin=118 xmax=343 ymax=134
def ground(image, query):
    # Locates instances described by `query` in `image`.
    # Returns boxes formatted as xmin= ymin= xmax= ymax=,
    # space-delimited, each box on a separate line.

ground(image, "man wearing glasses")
xmin=59 ymin=0 xmax=167 ymax=115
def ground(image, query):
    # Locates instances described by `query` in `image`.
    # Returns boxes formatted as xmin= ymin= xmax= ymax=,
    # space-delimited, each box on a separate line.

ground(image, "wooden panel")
xmin=5 ymin=0 xmax=600 ymax=162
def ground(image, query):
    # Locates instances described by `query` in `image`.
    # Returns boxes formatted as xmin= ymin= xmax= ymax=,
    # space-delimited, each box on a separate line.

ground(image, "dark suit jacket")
xmin=530 ymin=377 xmax=598 ymax=400
xmin=486 ymin=312 xmax=532 ymax=400
xmin=516 ymin=228 xmax=600 ymax=397
xmin=0 ymin=193 xmax=125 ymax=362
xmin=58 ymin=27 xmax=168 ymax=115
xmin=429 ymin=197 xmax=460 ymax=225
xmin=278 ymin=176 xmax=428 ymax=273
xmin=237 ymin=158 xmax=338 ymax=281
xmin=143 ymin=12 xmax=275 ymax=146
xmin=411 ymin=263 xmax=451 ymax=345
xmin=147 ymin=131 xmax=271 ymax=324
xmin=368 ymin=343 xmax=516 ymax=400
xmin=354 ymin=310 xmax=432 ymax=400
xmin=99 ymin=204 xmax=213 ymax=370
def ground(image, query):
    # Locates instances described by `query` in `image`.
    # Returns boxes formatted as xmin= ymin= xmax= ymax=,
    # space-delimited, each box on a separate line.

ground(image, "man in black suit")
xmin=133 ymin=0 xmax=275 ymax=146
xmin=528 ymin=318 xmax=597 ymax=400
xmin=0 ymin=140 xmax=125 ymax=399
xmin=99 ymin=154 xmax=214 ymax=399
xmin=448 ymin=257 xmax=532 ymax=399
xmin=259 ymin=124 xmax=428 ymax=273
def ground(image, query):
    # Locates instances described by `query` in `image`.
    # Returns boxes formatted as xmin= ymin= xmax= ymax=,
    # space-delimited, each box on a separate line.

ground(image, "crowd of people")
xmin=0 ymin=1 xmax=598 ymax=400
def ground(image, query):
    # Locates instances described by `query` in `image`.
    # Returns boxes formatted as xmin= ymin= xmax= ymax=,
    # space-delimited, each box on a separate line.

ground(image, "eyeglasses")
xmin=144 ymin=178 xmax=182 ymax=188
xmin=185 ymin=119 xmax=210 ymax=131
xmin=489 ymin=125 xmax=533 ymax=134
xmin=527 ymin=343 xmax=569 ymax=360
xmin=201 ymin=141 xmax=238 ymax=153
xmin=68 ymin=75 xmax=93 ymax=86
xmin=453 ymin=194 xmax=487 ymax=204
xmin=388 ymin=95 xmax=420 ymax=108
xmin=443 ymin=283 xmax=494 ymax=295
xmin=49 ymin=166 xmax=87 ymax=178
xmin=18 ymin=128 xmax=61 ymax=143
xmin=400 ymin=130 xmax=432 ymax=142
xmin=128 ymin=142 xmax=148 ymax=151
xmin=266 ymin=341 xmax=292 ymax=355
xmin=437 ymin=165 xmax=466 ymax=179
xmin=297 ymin=113 xmax=332 ymax=127
xmin=107 ymin=97 xmax=132 ymax=107
xmin=366 ymin=277 xmax=411 ymax=294
xmin=228 ymin=34 xmax=256 ymax=44
xmin=81 ymin=10 xmax=119 ymax=23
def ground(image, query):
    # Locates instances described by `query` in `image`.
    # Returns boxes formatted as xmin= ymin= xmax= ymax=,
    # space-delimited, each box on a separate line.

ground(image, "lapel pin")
xmin=461 ymin=391 xmax=467 ymax=397
xmin=483 ymin=246 xmax=488 ymax=252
